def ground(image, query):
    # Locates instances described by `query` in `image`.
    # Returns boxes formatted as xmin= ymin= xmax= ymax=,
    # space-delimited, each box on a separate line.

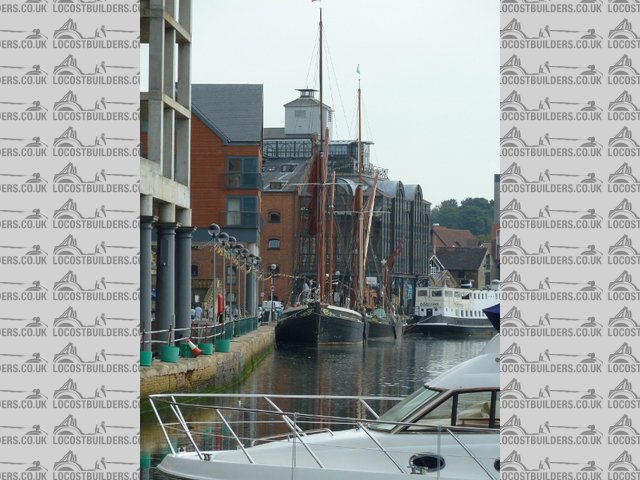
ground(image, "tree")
xmin=431 ymin=197 xmax=494 ymax=237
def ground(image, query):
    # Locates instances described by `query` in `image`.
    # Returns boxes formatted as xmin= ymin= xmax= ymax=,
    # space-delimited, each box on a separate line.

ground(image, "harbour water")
xmin=140 ymin=335 xmax=491 ymax=479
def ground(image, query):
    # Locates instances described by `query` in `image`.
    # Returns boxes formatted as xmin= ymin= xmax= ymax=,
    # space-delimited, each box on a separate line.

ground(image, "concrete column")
xmin=174 ymin=208 xmax=194 ymax=342
xmin=147 ymin=0 xmax=164 ymax=166
xmin=140 ymin=215 xmax=157 ymax=352
xmin=155 ymin=203 xmax=177 ymax=348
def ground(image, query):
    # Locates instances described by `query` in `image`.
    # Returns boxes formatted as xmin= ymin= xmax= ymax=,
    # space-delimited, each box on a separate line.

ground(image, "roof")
xmin=191 ymin=84 xmax=263 ymax=144
xmin=262 ymin=159 xmax=311 ymax=192
xmin=432 ymin=226 xmax=481 ymax=248
xmin=435 ymin=246 xmax=487 ymax=271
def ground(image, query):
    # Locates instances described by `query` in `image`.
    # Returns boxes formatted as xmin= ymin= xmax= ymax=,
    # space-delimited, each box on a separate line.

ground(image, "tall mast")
xmin=316 ymin=8 xmax=326 ymax=301
xmin=357 ymin=72 xmax=362 ymax=182
xmin=327 ymin=170 xmax=336 ymax=304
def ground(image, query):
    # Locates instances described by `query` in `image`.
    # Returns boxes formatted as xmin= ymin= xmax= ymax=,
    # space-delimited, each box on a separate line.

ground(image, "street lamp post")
xmin=218 ymin=233 xmax=230 ymax=324
xmin=269 ymin=264 xmax=277 ymax=323
xmin=380 ymin=259 xmax=387 ymax=310
xmin=240 ymin=248 xmax=249 ymax=316
xmin=233 ymin=243 xmax=245 ymax=317
xmin=207 ymin=224 xmax=221 ymax=322
xmin=227 ymin=236 xmax=237 ymax=320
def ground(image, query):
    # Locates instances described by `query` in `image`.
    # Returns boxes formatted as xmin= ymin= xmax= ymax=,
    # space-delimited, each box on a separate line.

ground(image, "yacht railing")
xmin=149 ymin=393 xmax=498 ymax=479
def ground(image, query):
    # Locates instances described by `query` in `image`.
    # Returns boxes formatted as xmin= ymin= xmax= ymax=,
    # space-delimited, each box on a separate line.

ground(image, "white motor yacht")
xmin=152 ymin=334 xmax=500 ymax=480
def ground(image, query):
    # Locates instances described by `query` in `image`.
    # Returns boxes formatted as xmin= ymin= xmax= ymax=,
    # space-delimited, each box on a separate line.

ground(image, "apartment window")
xmin=268 ymin=239 xmax=281 ymax=250
xmin=270 ymin=182 xmax=283 ymax=190
xmin=226 ymin=196 xmax=258 ymax=227
xmin=268 ymin=211 xmax=281 ymax=223
xmin=281 ymin=164 xmax=295 ymax=173
xmin=191 ymin=265 xmax=198 ymax=277
xmin=227 ymin=157 xmax=259 ymax=188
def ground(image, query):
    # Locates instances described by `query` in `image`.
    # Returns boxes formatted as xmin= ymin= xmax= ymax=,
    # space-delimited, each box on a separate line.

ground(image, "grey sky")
xmin=187 ymin=0 xmax=497 ymax=206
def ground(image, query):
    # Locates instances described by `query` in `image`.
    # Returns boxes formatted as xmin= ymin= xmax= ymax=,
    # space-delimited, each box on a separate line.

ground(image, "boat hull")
xmin=366 ymin=319 xmax=402 ymax=339
xmin=275 ymin=303 xmax=365 ymax=345
xmin=408 ymin=315 xmax=495 ymax=337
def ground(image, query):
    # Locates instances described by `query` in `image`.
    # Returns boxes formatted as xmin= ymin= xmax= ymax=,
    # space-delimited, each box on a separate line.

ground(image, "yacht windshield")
xmin=369 ymin=387 xmax=441 ymax=432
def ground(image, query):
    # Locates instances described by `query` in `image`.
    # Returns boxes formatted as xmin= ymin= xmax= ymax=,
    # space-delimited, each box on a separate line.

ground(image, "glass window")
xmin=370 ymin=387 xmax=441 ymax=432
xmin=227 ymin=157 xmax=259 ymax=188
xmin=268 ymin=211 xmax=281 ymax=223
xmin=226 ymin=196 xmax=258 ymax=227
xmin=407 ymin=390 xmax=499 ymax=431
xmin=268 ymin=239 xmax=281 ymax=250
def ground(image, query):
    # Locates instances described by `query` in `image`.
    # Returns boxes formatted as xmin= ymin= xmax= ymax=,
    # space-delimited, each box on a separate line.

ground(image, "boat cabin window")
xmin=405 ymin=390 xmax=500 ymax=432
xmin=445 ymin=291 xmax=453 ymax=298
xmin=431 ymin=290 xmax=442 ymax=297
xmin=370 ymin=387 xmax=441 ymax=432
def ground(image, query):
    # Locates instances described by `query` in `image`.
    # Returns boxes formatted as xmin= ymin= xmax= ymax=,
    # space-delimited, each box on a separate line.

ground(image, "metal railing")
xmin=149 ymin=393 xmax=498 ymax=479
xmin=140 ymin=315 xmax=259 ymax=352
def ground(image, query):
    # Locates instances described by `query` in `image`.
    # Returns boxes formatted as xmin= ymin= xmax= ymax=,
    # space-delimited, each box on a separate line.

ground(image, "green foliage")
xmin=431 ymin=197 xmax=494 ymax=237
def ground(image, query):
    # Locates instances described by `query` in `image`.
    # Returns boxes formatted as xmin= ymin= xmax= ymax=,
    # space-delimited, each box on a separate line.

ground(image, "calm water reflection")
xmin=140 ymin=335 xmax=490 ymax=479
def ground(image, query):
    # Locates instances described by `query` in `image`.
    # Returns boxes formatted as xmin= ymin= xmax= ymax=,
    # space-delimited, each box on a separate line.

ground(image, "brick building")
xmin=188 ymin=84 xmax=264 ymax=316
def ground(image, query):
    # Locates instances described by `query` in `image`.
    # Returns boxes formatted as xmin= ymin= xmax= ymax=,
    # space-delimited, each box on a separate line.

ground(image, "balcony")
xmin=223 ymin=210 xmax=262 ymax=229
xmin=225 ymin=172 xmax=262 ymax=189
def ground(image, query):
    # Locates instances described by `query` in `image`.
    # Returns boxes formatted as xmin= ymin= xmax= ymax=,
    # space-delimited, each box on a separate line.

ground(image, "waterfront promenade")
xmin=140 ymin=325 xmax=275 ymax=399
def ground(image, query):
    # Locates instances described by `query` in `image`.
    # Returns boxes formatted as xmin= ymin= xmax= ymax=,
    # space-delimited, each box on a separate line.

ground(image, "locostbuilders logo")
xmin=501 ymin=18 xmax=602 ymax=49
xmin=51 ymin=342 xmax=138 ymax=374
xmin=52 ymin=54 xmax=139 ymax=86
xmin=608 ymin=415 xmax=640 ymax=446
xmin=0 ymin=61 xmax=47 ymax=85
xmin=607 ymin=451 xmax=640 ymax=480
xmin=52 ymin=306 xmax=138 ymax=338
xmin=608 ymin=343 xmax=640 ymax=373
xmin=501 ymin=341 xmax=603 ymax=373
xmin=500 ymin=0 xmax=603 ymax=14
xmin=0 ymin=424 xmax=47 ymax=449
xmin=0 ymin=386 xmax=48 ymax=409
xmin=502 ymin=377 xmax=602 ymax=410
xmin=501 ymin=198 xmax=603 ymax=229
xmin=53 ymin=91 xmax=139 ymax=122
xmin=0 ymin=277 xmax=47 ymax=301
xmin=52 ymin=126 xmax=139 ymax=157
xmin=608 ymin=234 xmax=640 ymax=265
xmin=0 ymin=242 xmax=48 ymax=266
xmin=608 ymin=306 xmax=640 ymax=337
xmin=608 ymin=126 xmax=640 ymax=156
xmin=500 ymin=233 xmax=603 ymax=266
xmin=501 ymin=54 xmax=602 ymax=86
xmin=501 ymin=270 xmax=603 ymax=301
xmin=501 ymin=414 xmax=603 ymax=445
xmin=0 ymin=206 xmax=47 ymax=230
xmin=52 ymin=198 xmax=138 ymax=229
xmin=608 ymin=162 xmax=640 ymax=193
xmin=52 ymin=234 xmax=138 ymax=266
xmin=500 ymin=305 xmax=603 ymax=337
xmin=53 ymin=377 xmax=139 ymax=410
xmin=501 ymin=90 xmax=603 ymax=121
xmin=502 ymin=450 xmax=602 ymax=480
xmin=608 ymin=198 xmax=640 ymax=228
xmin=0 ymin=459 xmax=49 ymax=480
xmin=608 ymin=91 xmax=640 ymax=121
xmin=52 ymin=414 xmax=138 ymax=446
xmin=0 ymin=133 xmax=47 ymax=157
xmin=51 ymin=0 xmax=140 ymax=14
xmin=501 ymin=162 xmax=603 ymax=193
xmin=0 ymin=169 xmax=47 ymax=193
xmin=52 ymin=270 xmax=139 ymax=302
xmin=608 ymin=54 xmax=640 ymax=85
xmin=52 ymin=162 xmax=139 ymax=193
xmin=608 ymin=378 xmax=640 ymax=409
xmin=501 ymin=126 xmax=602 ymax=157
xmin=608 ymin=19 xmax=640 ymax=49
xmin=608 ymin=270 xmax=640 ymax=301
xmin=52 ymin=451 xmax=139 ymax=480
xmin=0 ymin=349 xmax=47 ymax=374
xmin=0 ymin=314 xmax=47 ymax=338
xmin=0 ymin=0 xmax=47 ymax=14
xmin=0 ymin=96 xmax=47 ymax=121
xmin=0 ymin=25 xmax=47 ymax=49
xmin=52 ymin=18 xmax=138 ymax=49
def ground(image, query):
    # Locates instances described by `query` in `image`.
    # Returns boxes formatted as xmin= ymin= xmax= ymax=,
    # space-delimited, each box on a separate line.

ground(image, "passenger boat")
xmin=410 ymin=286 xmax=501 ymax=336
xmin=152 ymin=328 xmax=500 ymax=480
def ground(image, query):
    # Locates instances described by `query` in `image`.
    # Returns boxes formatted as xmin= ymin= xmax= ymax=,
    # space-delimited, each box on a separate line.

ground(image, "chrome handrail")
xmin=149 ymin=394 xmax=498 ymax=477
